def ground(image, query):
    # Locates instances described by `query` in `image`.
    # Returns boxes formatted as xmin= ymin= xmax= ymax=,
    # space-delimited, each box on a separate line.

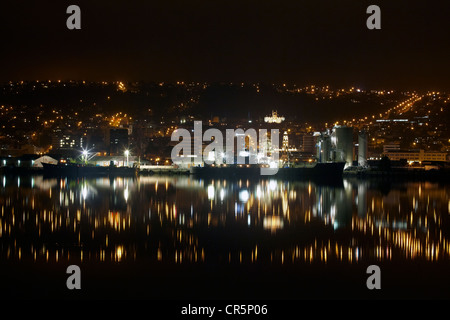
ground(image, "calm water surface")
xmin=1 ymin=175 xmax=449 ymax=299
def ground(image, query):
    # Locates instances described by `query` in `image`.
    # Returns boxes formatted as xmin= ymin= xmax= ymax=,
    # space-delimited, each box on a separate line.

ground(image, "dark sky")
xmin=1 ymin=0 xmax=449 ymax=90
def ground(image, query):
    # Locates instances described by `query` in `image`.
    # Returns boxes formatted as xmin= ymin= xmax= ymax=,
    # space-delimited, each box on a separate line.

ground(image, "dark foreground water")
xmin=1 ymin=175 xmax=449 ymax=299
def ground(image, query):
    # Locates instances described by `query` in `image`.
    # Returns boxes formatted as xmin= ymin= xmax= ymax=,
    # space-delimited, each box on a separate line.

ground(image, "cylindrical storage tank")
xmin=321 ymin=135 xmax=331 ymax=163
xmin=358 ymin=130 xmax=368 ymax=167
xmin=334 ymin=126 xmax=353 ymax=167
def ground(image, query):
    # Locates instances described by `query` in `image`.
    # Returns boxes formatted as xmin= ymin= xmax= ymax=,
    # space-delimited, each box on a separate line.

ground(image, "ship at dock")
xmin=190 ymin=162 xmax=345 ymax=180
xmin=42 ymin=163 xmax=138 ymax=177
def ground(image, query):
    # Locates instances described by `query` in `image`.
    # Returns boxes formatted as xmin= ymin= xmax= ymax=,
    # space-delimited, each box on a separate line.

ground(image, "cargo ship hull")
xmin=190 ymin=162 xmax=345 ymax=180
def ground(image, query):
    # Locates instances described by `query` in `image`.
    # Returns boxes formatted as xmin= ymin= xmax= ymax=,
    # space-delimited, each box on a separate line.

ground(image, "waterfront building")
xmin=383 ymin=149 xmax=447 ymax=162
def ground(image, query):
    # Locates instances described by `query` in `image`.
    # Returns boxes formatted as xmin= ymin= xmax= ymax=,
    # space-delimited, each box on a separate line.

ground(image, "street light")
xmin=82 ymin=150 xmax=88 ymax=164
xmin=124 ymin=150 xmax=129 ymax=167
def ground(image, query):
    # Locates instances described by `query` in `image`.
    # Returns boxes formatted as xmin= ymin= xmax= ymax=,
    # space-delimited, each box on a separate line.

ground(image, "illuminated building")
xmin=51 ymin=130 xmax=84 ymax=152
xmin=384 ymin=149 xmax=447 ymax=162
xmin=383 ymin=143 xmax=401 ymax=154
xmin=264 ymin=110 xmax=285 ymax=124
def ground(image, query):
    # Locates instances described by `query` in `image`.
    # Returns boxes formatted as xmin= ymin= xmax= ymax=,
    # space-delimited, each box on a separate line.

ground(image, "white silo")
xmin=317 ymin=134 xmax=332 ymax=163
xmin=358 ymin=130 xmax=368 ymax=167
xmin=334 ymin=125 xmax=353 ymax=167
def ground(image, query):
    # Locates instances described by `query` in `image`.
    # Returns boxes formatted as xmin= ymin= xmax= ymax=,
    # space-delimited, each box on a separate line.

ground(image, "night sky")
xmin=1 ymin=0 xmax=449 ymax=90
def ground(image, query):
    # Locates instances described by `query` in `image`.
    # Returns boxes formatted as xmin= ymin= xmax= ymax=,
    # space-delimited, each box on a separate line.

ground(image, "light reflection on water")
xmin=0 ymin=175 xmax=449 ymax=265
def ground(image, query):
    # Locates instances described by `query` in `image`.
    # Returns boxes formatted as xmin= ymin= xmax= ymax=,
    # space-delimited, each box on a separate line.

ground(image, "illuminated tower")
xmin=282 ymin=131 xmax=289 ymax=151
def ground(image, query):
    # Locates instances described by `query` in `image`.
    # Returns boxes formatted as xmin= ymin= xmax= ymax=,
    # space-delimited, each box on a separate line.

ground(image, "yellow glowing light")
xmin=116 ymin=246 xmax=123 ymax=261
